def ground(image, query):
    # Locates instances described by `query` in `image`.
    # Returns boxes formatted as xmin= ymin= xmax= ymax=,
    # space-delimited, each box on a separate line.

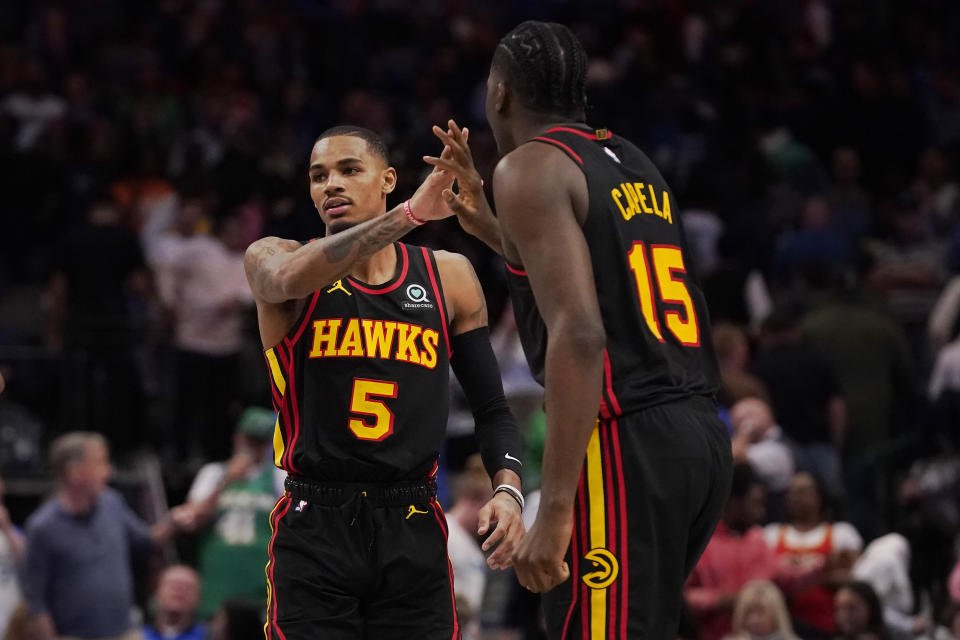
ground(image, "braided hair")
xmin=491 ymin=21 xmax=588 ymax=120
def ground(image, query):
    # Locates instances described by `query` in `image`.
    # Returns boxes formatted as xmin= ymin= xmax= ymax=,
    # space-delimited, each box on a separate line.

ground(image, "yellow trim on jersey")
xmin=586 ymin=424 xmax=606 ymax=640
xmin=273 ymin=417 xmax=285 ymax=467
xmin=265 ymin=348 xmax=286 ymax=394
xmin=265 ymin=349 xmax=287 ymax=466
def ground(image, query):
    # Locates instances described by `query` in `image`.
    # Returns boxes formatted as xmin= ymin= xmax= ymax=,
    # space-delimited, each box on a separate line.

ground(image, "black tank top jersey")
xmin=505 ymin=125 xmax=719 ymax=418
xmin=263 ymin=242 xmax=451 ymax=482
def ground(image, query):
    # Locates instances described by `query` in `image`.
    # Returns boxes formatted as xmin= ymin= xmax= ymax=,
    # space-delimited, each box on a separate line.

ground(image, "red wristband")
xmin=403 ymin=199 xmax=426 ymax=226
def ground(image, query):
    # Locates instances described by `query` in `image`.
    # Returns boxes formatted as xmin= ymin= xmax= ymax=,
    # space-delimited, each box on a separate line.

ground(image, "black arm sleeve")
xmin=450 ymin=326 xmax=524 ymax=480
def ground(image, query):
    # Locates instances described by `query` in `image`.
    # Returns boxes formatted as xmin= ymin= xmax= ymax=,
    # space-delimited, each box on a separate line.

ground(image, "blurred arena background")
xmin=1 ymin=0 xmax=960 ymax=638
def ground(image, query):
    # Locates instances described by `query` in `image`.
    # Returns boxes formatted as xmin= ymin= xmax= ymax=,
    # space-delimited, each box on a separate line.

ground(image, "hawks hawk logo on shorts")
xmin=582 ymin=547 xmax=619 ymax=589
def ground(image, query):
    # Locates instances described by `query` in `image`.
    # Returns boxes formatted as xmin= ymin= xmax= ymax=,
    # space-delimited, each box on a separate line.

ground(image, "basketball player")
xmin=426 ymin=22 xmax=733 ymax=639
xmin=244 ymin=126 xmax=524 ymax=639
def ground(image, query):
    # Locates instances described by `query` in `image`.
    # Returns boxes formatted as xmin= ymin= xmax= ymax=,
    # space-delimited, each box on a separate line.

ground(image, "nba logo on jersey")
xmin=604 ymin=147 xmax=622 ymax=164
xmin=402 ymin=283 xmax=435 ymax=310
xmin=295 ymin=499 xmax=308 ymax=512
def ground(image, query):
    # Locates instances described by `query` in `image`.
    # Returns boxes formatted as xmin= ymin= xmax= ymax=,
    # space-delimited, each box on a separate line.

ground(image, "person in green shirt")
xmin=172 ymin=408 xmax=285 ymax=619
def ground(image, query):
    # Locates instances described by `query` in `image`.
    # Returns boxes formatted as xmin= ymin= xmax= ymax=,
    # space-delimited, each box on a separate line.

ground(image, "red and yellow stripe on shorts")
xmin=563 ymin=419 xmax=629 ymax=639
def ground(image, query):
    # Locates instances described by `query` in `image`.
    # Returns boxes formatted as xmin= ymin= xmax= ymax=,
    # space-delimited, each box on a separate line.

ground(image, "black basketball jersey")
xmin=505 ymin=125 xmax=719 ymax=418
xmin=263 ymin=242 xmax=451 ymax=482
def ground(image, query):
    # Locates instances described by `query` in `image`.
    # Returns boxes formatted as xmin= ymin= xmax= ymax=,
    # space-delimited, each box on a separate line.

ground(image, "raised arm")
xmin=436 ymin=251 xmax=524 ymax=569
xmin=245 ymin=166 xmax=454 ymax=304
xmin=496 ymin=142 xmax=605 ymax=593
xmin=424 ymin=120 xmax=504 ymax=255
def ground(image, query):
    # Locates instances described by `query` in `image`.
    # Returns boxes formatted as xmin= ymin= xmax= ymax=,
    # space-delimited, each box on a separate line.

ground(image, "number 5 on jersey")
xmin=627 ymin=242 xmax=700 ymax=346
xmin=349 ymin=378 xmax=398 ymax=441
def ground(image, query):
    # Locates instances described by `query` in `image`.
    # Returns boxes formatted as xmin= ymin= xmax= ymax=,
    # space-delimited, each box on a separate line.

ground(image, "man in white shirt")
xmin=156 ymin=205 xmax=253 ymax=461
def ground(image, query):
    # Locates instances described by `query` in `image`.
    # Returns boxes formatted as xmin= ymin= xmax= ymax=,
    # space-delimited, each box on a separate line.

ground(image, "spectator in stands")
xmin=726 ymin=580 xmax=799 ymax=640
xmin=854 ymin=534 xmax=919 ymax=637
xmin=685 ymin=463 xmax=819 ymax=640
xmin=0 ymin=475 xmax=23 ymax=639
xmin=834 ymin=581 xmax=891 ymax=640
xmin=144 ymin=565 xmax=205 ymax=640
xmin=775 ymin=196 xmax=852 ymax=287
xmin=443 ymin=455 xmax=492 ymax=637
xmin=826 ymin=147 xmax=871 ymax=246
xmin=765 ymin=471 xmax=862 ymax=636
xmin=156 ymin=208 xmax=253 ymax=461
xmin=23 ymin=431 xmax=178 ymax=640
xmin=171 ymin=408 xmax=283 ymax=619
xmin=801 ymin=272 xmax=913 ymax=539
xmin=753 ymin=308 xmax=845 ymax=497
xmin=865 ymin=191 xmax=946 ymax=331
xmin=713 ymin=323 xmax=769 ymax=408
xmin=46 ymin=197 xmax=152 ymax=454
xmin=729 ymin=398 xmax=795 ymax=508
xmin=207 ymin=599 xmax=262 ymax=640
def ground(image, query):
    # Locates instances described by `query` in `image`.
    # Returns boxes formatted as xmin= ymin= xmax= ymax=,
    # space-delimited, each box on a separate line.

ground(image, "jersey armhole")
xmin=422 ymin=247 xmax=452 ymax=357
xmin=529 ymin=136 xmax=584 ymax=165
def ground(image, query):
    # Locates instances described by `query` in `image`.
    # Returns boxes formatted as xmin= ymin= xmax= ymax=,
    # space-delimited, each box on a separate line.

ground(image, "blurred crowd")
xmin=1 ymin=0 xmax=960 ymax=638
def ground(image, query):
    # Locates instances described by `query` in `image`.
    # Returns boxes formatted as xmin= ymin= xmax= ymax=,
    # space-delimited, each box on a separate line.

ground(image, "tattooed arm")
xmin=244 ymin=206 xmax=418 ymax=304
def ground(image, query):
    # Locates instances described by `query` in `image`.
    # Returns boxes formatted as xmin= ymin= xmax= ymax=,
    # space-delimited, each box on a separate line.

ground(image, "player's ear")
xmin=382 ymin=167 xmax=397 ymax=196
xmin=495 ymin=81 xmax=508 ymax=114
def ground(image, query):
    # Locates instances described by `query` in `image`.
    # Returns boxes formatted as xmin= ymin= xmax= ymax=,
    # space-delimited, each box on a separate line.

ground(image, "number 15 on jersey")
xmin=627 ymin=242 xmax=700 ymax=346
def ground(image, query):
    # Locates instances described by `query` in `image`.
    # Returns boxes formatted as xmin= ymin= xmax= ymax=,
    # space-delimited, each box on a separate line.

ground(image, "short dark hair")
xmin=492 ymin=21 xmax=588 ymax=120
xmin=314 ymin=125 xmax=389 ymax=164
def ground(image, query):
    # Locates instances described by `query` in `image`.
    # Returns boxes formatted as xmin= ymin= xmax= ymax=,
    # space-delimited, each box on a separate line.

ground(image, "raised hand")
xmin=423 ymin=120 xmax=503 ymax=253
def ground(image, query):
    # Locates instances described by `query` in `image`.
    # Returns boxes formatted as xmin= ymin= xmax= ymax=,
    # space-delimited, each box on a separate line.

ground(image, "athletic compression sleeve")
xmin=450 ymin=326 xmax=524 ymax=479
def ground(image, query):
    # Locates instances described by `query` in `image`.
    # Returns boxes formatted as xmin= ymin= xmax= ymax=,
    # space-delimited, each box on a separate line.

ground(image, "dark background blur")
xmin=2 ymin=0 xmax=960 ymax=634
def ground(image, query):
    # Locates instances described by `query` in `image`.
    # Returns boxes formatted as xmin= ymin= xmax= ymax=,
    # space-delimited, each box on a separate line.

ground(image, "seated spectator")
xmin=713 ymin=324 xmax=769 ymax=408
xmin=854 ymin=534 xmax=919 ymax=637
xmin=835 ymin=581 xmax=891 ymax=640
xmin=753 ymin=308 xmax=845 ymax=498
xmin=730 ymin=398 xmax=795 ymax=500
xmin=444 ymin=455 xmax=492 ymax=637
xmin=765 ymin=471 xmax=863 ymax=636
xmin=775 ymin=196 xmax=852 ymax=287
xmin=725 ymin=580 xmax=799 ymax=640
xmin=951 ymin=560 xmax=960 ymax=604
xmin=208 ymin=599 xmax=263 ymax=640
xmin=144 ymin=565 xmax=205 ymax=640
xmin=24 ymin=432 xmax=178 ymax=640
xmin=685 ymin=463 xmax=819 ymax=640
xmin=171 ymin=408 xmax=284 ymax=619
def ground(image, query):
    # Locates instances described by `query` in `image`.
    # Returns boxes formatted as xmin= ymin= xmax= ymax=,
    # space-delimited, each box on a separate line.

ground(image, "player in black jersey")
xmin=426 ymin=21 xmax=733 ymax=639
xmin=244 ymin=126 xmax=525 ymax=639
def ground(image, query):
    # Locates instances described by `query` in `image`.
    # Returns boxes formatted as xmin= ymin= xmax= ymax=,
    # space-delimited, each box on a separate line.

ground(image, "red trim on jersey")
xmin=504 ymin=260 xmax=527 ymax=277
xmin=265 ymin=349 xmax=294 ymax=471
xmin=266 ymin=496 xmax=292 ymax=640
xmin=603 ymin=350 xmax=623 ymax=416
xmin=611 ymin=419 xmax=629 ymax=638
xmin=280 ymin=339 xmax=301 ymax=474
xmin=422 ymin=247 xmax=451 ymax=357
xmin=545 ymin=126 xmax=612 ymax=140
xmin=601 ymin=423 xmax=618 ymax=636
xmin=289 ymin=290 xmax=321 ymax=347
xmin=430 ymin=500 xmax=459 ymax=639
xmin=579 ymin=475 xmax=589 ymax=640
xmin=532 ymin=136 xmax=584 ymax=165
xmin=347 ymin=242 xmax=409 ymax=295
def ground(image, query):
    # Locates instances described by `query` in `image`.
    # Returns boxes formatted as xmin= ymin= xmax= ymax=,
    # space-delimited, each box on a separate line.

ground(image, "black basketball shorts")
xmin=264 ymin=478 xmax=460 ymax=639
xmin=542 ymin=395 xmax=733 ymax=639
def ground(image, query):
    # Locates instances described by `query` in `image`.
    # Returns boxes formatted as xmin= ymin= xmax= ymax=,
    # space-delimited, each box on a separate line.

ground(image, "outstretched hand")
xmin=408 ymin=141 xmax=457 ymax=222
xmin=423 ymin=120 xmax=503 ymax=253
